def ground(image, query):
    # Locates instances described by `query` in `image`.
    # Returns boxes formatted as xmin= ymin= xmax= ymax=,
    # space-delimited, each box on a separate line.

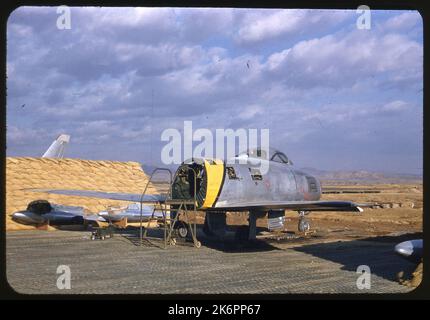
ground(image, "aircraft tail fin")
xmin=42 ymin=134 xmax=70 ymax=158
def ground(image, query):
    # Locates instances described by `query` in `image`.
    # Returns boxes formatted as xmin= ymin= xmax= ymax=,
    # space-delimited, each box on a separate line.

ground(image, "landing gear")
xmin=298 ymin=211 xmax=311 ymax=233
xmin=174 ymin=221 xmax=189 ymax=239
xmin=203 ymin=212 xmax=227 ymax=238
xmin=172 ymin=220 xmax=200 ymax=248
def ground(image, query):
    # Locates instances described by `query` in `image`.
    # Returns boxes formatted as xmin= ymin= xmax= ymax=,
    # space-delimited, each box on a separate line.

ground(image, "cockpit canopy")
xmin=236 ymin=147 xmax=293 ymax=165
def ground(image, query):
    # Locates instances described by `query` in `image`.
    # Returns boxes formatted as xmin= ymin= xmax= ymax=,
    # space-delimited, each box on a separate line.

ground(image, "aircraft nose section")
xmin=394 ymin=239 xmax=423 ymax=263
xmin=12 ymin=211 xmax=32 ymax=223
xmin=395 ymin=241 xmax=414 ymax=257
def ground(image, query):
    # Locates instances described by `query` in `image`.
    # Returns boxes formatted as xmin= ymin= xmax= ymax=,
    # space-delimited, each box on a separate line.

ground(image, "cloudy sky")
xmin=7 ymin=7 xmax=423 ymax=174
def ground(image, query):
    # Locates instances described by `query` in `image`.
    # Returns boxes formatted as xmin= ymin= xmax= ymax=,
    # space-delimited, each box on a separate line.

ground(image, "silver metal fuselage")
xmin=173 ymin=157 xmax=321 ymax=211
xmin=12 ymin=209 xmax=84 ymax=225
xmin=214 ymin=161 xmax=321 ymax=209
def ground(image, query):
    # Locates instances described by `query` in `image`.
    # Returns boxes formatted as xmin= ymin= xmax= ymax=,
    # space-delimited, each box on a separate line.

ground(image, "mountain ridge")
xmin=299 ymin=167 xmax=422 ymax=182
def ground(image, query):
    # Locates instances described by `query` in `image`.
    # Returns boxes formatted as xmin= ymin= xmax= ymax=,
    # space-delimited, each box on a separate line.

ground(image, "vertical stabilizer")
xmin=42 ymin=134 xmax=70 ymax=158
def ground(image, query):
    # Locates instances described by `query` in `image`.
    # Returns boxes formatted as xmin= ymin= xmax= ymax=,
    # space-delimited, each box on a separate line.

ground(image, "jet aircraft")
xmin=12 ymin=200 xmax=162 ymax=227
xmin=29 ymin=147 xmax=368 ymax=240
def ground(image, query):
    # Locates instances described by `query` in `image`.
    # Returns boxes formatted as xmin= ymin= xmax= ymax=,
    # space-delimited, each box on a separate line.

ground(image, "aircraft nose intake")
xmin=395 ymin=241 xmax=413 ymax=257
xmin=12 ymin=211 xmax=31 ymax=223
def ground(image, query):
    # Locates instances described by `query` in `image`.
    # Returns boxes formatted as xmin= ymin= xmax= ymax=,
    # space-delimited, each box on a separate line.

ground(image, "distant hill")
xmin=141 ymin=164 xmax=160 ymax=175
xmin=299 ymin=167 xmax=422 ymax=183
xmin=140 ymin=163 xmax=179 ymax=180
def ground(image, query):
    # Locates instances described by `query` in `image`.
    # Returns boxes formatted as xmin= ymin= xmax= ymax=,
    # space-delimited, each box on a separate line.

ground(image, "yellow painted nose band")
xmin=201 ymin=159 xmax=224 ymax=209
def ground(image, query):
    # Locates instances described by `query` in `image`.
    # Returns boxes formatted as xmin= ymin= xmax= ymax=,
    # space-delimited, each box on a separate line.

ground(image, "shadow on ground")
xmin=121 ymin=226 xmax=422 ymax=283
xmin=80 ymin=223 xmax=423 ymax=281
xmin=292 ymin=232 xmax=422 ymax=282
xmin=117 ymin=224 xmax=282 ymax=252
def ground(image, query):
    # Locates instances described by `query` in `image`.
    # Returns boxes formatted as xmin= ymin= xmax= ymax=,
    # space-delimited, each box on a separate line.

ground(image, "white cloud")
xmin=264 ymin=26 xmax=422 ymax=88
xmin=383 ymin=11 xmax=422 ymax=31
xmin=7 ymin=125 xmax=51 ymax=146
xmin=93 ymin=7 xmax=177 ymax=28
xmin=238 ymin=10 xmax=307 ymax=43
xmin=236 ymin=9 xmax=352 ymax=45
xmin=380 ymin=100 xmax=409 ymax=112
xmin=238 ymin=105 xmax=264 ymax=120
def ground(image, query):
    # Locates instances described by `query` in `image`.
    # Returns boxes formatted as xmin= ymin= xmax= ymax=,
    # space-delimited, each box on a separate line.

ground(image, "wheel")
xmin=175 ymin=221 xmax=189 ymax=239
xmin=170 ymin=238 xmax=177 ymax=246
xmin=195 ymin=241 xmax=201 ymax=248
xmin=298 ymin=218 xmax=310 ymax=232
xmin=178 ymin=225 xmax=188 ymax=238
xmin=101 ymin=235 xmax=105 ymax=240
xmin=91 ymin=235 xmax=96 ymax=241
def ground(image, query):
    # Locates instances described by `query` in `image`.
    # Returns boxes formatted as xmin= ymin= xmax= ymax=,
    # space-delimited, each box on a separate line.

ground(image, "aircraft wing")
xmin=213 ymin=200 xmax=366 ymax=212
xmin=27 ymin=189 xmax=167 ymax=203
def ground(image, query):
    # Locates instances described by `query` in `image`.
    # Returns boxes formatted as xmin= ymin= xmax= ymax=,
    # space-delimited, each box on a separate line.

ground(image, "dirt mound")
xmin=6 ymin=157 xmax=157 ymax=231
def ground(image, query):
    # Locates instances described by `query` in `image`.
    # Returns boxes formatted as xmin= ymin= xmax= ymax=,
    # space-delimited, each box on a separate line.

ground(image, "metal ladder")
xmin=138 ymin=167 xmax=201 ymax=248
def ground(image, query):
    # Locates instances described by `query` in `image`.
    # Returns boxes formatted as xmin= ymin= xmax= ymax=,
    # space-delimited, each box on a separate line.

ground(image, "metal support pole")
xmin=248 ymin=211 xmax=257 ymax=241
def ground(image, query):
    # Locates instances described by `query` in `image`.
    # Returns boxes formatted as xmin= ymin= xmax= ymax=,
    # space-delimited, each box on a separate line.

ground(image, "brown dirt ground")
xmin=220 ymin=183 xmax=423 ymax=238
xmin=221 ymin=182 xmax=423 ymax=287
